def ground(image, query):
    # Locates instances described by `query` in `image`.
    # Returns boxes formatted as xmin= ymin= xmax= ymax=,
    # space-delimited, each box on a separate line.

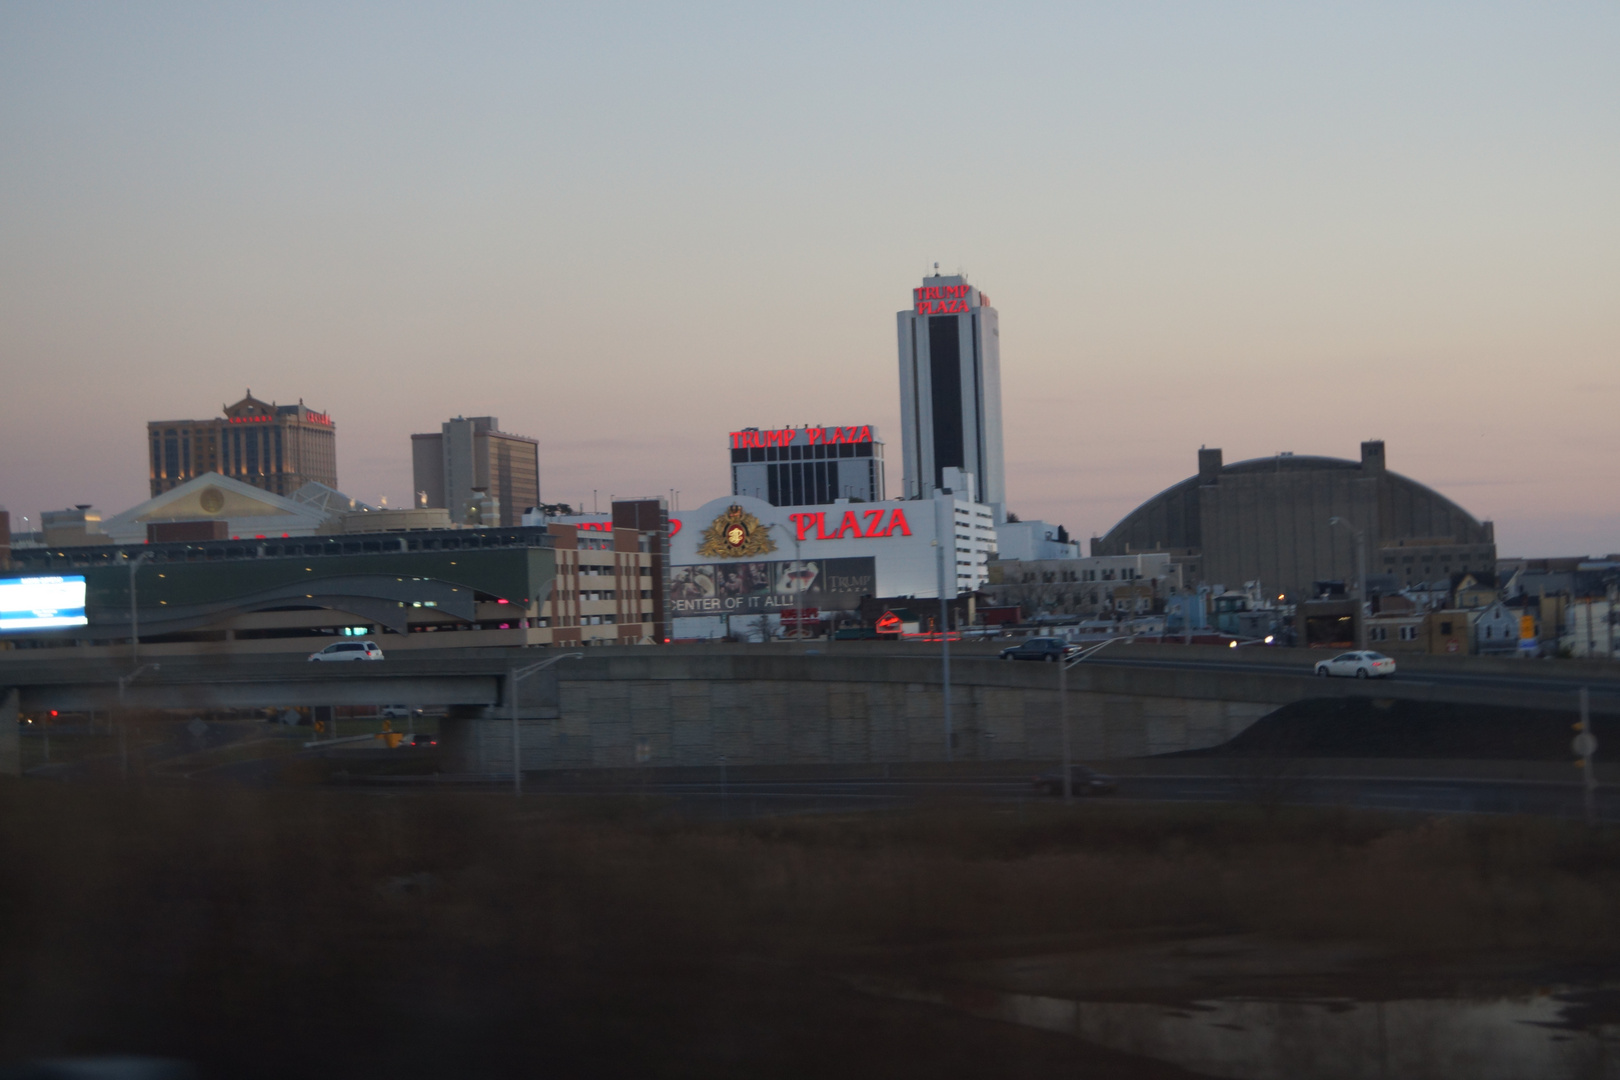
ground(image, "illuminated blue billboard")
xmin=0 ymin=575 xmax=89 ymax=632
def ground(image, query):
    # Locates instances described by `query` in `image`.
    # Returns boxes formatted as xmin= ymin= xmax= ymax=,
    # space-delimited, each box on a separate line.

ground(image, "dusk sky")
xmin=2 ymin=3 xmax=1615 ymax=556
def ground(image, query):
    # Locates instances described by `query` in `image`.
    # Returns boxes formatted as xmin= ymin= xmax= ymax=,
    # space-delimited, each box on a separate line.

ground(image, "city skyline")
xmin=2 ymin=4 xmax=1616 ymax=556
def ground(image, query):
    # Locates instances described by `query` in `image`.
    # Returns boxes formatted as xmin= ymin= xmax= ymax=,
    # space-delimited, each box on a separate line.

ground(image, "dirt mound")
xmin=1182 ymin=698 xmax=1584 ymax=759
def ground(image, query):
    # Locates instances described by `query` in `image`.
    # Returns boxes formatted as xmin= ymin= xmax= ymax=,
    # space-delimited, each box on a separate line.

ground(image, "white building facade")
xmin=1561 ymin=598 xmax=1619 ymax=660
xmin=897 ymin=275 xmax=1006 ymax=521
xmin=546 ymin=489 xmax=997 ymax=638
xmin=995 ymin=519 xmax=1080 ymax=561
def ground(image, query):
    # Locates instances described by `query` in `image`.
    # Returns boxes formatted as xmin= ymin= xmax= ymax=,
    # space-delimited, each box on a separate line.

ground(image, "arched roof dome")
xmin=1093 ymin=444 xmax=1492 ymax=570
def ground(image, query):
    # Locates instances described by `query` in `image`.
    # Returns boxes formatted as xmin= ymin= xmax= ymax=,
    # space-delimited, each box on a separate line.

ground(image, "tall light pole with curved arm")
xmin=1058 ymin=637 xmax=1122 ymax=802
xmin=123 ymin=549 xmax=152 ymax=665
xmin=510 ymin=651 xmax=584 ymax=795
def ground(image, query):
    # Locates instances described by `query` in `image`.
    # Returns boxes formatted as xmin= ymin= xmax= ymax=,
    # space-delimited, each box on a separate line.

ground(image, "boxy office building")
xmin=729 ymin=424 xmax=886 ymax=506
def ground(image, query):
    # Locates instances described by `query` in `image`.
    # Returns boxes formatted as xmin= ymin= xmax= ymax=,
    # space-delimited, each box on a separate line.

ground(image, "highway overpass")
xmin=4 ymin=643 xmax=1617 ymax=775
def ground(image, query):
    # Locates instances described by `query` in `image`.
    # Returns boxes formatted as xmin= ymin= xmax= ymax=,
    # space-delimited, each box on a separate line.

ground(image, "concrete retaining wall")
xmin=447 ymin=657 xmax=1274 ymax=774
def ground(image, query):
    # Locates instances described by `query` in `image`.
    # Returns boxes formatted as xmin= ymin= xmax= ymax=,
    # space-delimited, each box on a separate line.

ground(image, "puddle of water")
xmin=858 ymin=978 xmax=1620 ymax=1080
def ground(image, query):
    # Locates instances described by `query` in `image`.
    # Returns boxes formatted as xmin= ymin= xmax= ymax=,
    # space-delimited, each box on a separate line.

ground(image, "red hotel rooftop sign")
xmin=226 ymin=411 xmax=332 ymax=426
xmin=563 ymin=506 xmax=915 ymax=544
xmin=913 ymin=283 xmax=987 ymax=316
xmin=730 ymin=425 xmax=872 ymax=450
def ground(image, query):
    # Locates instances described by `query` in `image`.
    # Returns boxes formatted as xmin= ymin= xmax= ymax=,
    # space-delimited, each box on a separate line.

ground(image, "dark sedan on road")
xmin=999 ymin=637 xmax=1078 ymax=662
xmin=1033 ymin=765 xmax=1118 ymax=797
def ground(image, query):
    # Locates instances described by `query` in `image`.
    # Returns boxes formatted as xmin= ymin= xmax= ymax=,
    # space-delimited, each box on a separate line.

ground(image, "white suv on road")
xmin=308 ymin=641 xmax=385 ymax=662
xmin=1313 ymin=651 xmax=1396 ymax=679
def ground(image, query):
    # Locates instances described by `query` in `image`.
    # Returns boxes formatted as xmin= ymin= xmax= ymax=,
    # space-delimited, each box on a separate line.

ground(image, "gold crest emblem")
xmin=698 ymin=504 xmax=777 ymax=559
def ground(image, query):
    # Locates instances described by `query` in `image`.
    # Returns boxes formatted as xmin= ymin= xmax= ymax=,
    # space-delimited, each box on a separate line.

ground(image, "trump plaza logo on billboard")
xmin=0 ymin=575 xmax=90 ymax=632
xmin=787 ymin=507 xmax=912 ymax=541
xmin=669 ymin=557 xmax=875 ymax=616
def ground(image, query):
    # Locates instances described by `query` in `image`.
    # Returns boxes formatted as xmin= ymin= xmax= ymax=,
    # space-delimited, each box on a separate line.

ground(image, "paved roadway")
xmin=1082 ymin=653 xmax=1620 ymax=711
xmin=508 ymin=769 xmax=1620 ymax=823
xmin=7 ymin=641 xmax=1619 ymax=711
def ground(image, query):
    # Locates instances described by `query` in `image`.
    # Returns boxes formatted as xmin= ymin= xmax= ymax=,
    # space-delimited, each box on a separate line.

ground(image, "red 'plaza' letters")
xmin=787 ymin=508 xmax=912 ymax=542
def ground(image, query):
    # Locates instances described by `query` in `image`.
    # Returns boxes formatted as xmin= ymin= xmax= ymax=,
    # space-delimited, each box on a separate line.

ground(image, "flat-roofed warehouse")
xmin=1090 ymin=441 xmax=1496 ymax=601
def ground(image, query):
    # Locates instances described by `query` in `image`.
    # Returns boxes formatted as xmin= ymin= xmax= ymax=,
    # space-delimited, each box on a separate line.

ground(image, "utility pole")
xmin=509 ymin=652 xmax=583 ymax=795
xmin=1574 ymin=686 xmax=1597 ymax=826
xmin=1329 ymin=517 xmax=1368 ymax=650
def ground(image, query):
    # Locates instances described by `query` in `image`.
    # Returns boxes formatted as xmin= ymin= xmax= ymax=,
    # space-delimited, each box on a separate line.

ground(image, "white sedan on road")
xmin=308 ymin=640 xmax=385 ymax=661
xmin=1313 ymin=651 xmax=1396 ymax=679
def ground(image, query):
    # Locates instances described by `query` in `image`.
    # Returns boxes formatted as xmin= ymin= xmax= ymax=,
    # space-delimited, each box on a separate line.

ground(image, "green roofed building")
xmin=4 ymin=521 xmax=662 ymax=656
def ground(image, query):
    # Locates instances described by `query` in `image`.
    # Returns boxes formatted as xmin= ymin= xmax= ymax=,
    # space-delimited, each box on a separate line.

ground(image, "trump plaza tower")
xmin=896 ymin=274 xmax=1006 ymax=522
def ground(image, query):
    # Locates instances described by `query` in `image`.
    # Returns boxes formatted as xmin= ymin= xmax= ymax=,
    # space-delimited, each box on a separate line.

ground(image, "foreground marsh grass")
xmin=3 ymin=781 xmax=1618 ymax=1077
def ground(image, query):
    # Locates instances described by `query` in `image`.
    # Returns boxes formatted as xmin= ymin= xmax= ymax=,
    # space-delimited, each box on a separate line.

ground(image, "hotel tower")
xmin=896 ymin=273 xmax=1005 ymax=522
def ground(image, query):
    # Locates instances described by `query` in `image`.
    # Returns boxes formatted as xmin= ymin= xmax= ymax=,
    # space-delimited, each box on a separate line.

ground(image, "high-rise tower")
xmin=896 ymin=274 xmax=1005 ymax=521
xmin=147 ymin=392 xmax=337 ymax=499
xmin=411 ymin=416 xmax=540 ymax=528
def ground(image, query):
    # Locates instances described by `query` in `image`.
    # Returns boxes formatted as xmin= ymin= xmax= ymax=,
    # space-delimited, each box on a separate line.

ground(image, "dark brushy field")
xmin=3 ymin=779 xmax=1619 ymax=1079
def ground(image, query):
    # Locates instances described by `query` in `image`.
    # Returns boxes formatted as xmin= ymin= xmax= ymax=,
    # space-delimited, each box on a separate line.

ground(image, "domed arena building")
xmin=1091 ymin=441 xmax=1496 ymax=601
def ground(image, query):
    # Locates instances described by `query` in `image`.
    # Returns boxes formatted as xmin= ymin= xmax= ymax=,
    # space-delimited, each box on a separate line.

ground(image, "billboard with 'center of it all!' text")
xmin=0 ymin=576 xmax=89 ymax=632
xmin=668 ymin=557 xmax=875 ymax=616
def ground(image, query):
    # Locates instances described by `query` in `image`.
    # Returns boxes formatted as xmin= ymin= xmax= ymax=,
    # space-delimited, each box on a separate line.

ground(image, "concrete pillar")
xmin=1 ymin=688 xmax=19 ymax=776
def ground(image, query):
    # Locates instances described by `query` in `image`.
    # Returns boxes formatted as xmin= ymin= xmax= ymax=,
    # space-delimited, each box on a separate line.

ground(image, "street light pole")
xmin=119 ymin=549 xmax=155 ymax=782
xmin=762 ymin=523 xmax=806 ymax=641
xmin=1578 ymin=686 xmax=1596 ymax=826
xmin=125 ymin=550 xmax=151 ymax=666
xmin=934 ymin=536 xmax=953 ymax=762
xmin=509 ymin=651 xmax=583 ymax=795
xmin=1329 ymin=517 xmax=1368 ymax=650
xmin=116 ymin=663 xmax=154 ymax=781
xmin=791 ymin=532 xmax=803 ymax=640
xmin=1059 ymin=638 xmax=1121 ymax=802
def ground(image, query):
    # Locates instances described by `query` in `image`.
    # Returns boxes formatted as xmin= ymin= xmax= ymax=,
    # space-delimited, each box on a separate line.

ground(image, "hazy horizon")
xmin=3 ymin=3 xmax=1616 ymax=557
